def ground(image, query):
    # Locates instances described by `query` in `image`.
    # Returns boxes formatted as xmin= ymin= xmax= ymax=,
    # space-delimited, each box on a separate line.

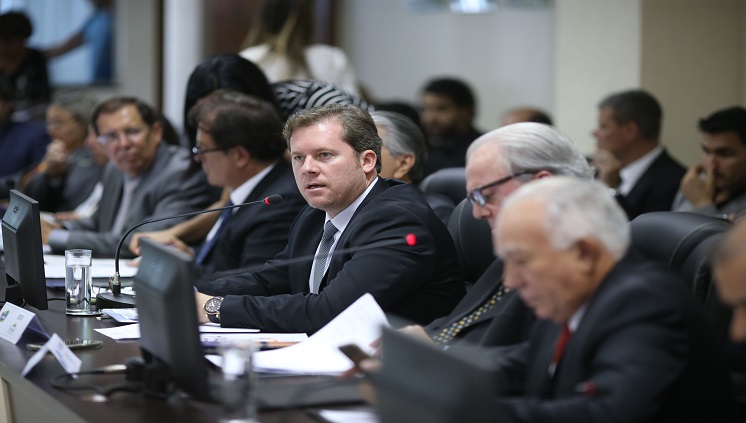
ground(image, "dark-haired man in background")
xmin=131 ymin=90 xmax=305 ymax=275
xmin=673 ymin=106 xmax=746 ymax=219
xmin=592 ymin=89 xmax=685 ymax=220
xmin=420 ymin=77 xmax=482 ymax=175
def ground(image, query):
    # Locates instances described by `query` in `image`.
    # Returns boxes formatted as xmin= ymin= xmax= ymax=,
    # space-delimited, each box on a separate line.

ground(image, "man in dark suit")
xmin=400 ymin=123 xmax=593 ymax=351
xmin=491 ymin=177 xmax=737 ymax=422
xmin=194 ymin=104 xmax=464 ymax=334
xmin=129 ymin=91 xmax=305 ymax=275
xmin=592 ymin=90 xmax=685 ymax=220
xmin=42 ymin=96 xmax=213 ymax=257
xmin=420 ymin=77 xmax=482 ymax=175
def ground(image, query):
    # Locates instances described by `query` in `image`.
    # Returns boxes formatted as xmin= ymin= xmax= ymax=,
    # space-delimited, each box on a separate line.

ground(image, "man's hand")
xmin=40 ymin=218 xmax=62 ymax=245
xmin=130 ymin=230 xmax=194 ymax=256
xmin=43 ymin=140 xmax=70 ymax=179
xmin=592 ymin=149 xmax=623 ymax=188
xmin=55 ymin=211 xmax=82 ymax=222
xmin=399 ymin=324 xmax=436 ymax=345
xmin=195 ymin=292 xmax=212 ymax=324
xmin=680 ymin=164 xmax=715 ymax=208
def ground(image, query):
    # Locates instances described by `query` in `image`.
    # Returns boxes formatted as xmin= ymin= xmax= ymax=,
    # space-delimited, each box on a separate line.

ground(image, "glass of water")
xmin=65 ymin=249 xmax=99 ymax=316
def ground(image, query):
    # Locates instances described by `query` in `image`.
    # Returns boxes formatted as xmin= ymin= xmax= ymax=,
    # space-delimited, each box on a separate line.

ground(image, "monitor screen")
xmin=133 ymin=237 xmax=211 ymax=401
xmin=376 ymin=327 xmax=497 ymax=423
xmin=2 ymin=190 xmax=47 ymax=310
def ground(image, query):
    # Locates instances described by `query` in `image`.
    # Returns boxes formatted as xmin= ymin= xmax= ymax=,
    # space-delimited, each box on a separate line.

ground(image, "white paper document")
xmin=317 ymin=409 xmax=380 ymax=423
xmin=95 ymin=323 xmax=261 ymax=340
xmin=252 ymin=293 xmax=389 ymax=375
xmin=94 ymin=323 xmax=140 ymax=340
xmin=43 ymin=254 xmax=139 ymax=279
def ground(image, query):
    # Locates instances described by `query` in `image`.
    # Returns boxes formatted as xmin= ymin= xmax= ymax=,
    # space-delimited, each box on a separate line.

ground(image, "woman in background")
xmin=239 ymin=0 xmax=359 ymax=96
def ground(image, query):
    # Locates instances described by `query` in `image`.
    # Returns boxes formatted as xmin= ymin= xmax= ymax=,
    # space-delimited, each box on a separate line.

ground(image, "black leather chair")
xmin=629 ymin=212 xmax=746 ymax=417
xmin=419 ymin=168 xmax=467 ymax=206
xmin=447 ymin=198 xmax=495 ymax=285
xmin=629 ymin=211 xmax=731 ymax=316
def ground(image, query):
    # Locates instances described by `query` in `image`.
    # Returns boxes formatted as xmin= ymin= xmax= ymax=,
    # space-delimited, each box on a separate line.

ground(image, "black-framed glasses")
xmin=191 ymin=145 xmax=233 ymax=156
xmin=467 ymin=170 xmax=535 ymax=206
xmin=97 ymin=127 xmax=147 ymax=145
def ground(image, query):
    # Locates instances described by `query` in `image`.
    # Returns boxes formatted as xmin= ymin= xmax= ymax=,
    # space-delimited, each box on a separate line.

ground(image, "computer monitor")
xmin=2 ymin=190 xmax=47 ymax=310
xmin=133 ymin=237 xmax=211 ymax=401
xmin=375 ymin=327 xmax=497 ymax=423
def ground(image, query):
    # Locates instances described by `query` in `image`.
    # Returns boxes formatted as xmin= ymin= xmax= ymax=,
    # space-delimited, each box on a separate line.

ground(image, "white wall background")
xmin=554 ymin=0 xmax=641 ymax=155
xmin=337 ymin=0 xmax=555 ymax=134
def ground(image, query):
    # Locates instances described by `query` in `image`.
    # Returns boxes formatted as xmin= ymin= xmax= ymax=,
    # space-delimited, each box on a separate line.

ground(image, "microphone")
xmin=99 ymin=195 xmax=283 ymax=308
xmin=197 ymin=233 xmax=418 ymax=284
xmin=263 ymin=233 xmax=417 ymax=269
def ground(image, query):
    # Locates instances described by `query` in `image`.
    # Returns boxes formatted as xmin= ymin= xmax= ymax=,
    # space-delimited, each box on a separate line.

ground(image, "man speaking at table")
xmin=195 ymin=105 xmax=464 ymax=333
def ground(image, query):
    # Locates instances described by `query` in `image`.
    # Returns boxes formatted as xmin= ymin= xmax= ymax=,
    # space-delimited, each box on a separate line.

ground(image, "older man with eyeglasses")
xmin=42 ymin=96 xmax=213 ymax=258
xmin=399 ymin=122 xmax=593 ymax=354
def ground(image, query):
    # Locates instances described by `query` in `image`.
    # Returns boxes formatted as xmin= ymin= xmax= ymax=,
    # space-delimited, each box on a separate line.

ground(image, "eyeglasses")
xmin=467 ymin=170 xmax=535 ymax=206
xmin=191 ymin=145 xmax=233 ymax=156
xmin=97 ymin=127 xmax=147 ymax=145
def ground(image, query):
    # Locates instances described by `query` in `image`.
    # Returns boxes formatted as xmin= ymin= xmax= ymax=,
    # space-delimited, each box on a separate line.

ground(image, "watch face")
xmin=204 ymin=297 xmax=223 ymax=314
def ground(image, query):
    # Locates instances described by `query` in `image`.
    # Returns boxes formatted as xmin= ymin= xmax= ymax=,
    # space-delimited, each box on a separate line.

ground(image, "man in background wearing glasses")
xmin=130 ymin=90 xmax=305 ymax=275
xmin=400 ymin=122 xmax=593 ymax=354
xmin=42 ymin=96 xmax=212 ymax=258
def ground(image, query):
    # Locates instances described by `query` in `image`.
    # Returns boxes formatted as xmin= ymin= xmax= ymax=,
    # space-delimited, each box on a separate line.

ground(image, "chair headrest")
xmin=420 ymin=168 xmax=467 ymax=206
xmin=447 ymin=199 xmax=495 ymax=283
xmin=629 ymin=211 xmax=732 ymax=302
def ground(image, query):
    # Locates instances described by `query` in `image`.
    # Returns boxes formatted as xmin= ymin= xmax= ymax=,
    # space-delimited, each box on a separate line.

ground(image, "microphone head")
xmin=405 ymin=233 xmax=417 ymax=246
xmin=264 ymin=194 xmax=283 ymax=205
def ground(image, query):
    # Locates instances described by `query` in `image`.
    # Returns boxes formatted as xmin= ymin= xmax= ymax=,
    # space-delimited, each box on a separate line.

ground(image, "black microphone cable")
xmin=109 ymin=194 xmax=283 ymax=295
xmin=50 ymin=364 xmax=143 ymax=398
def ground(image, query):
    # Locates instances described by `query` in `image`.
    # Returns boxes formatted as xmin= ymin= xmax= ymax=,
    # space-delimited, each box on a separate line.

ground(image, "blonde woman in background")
xmin=239 ymin=0 xmax=360 ymax=96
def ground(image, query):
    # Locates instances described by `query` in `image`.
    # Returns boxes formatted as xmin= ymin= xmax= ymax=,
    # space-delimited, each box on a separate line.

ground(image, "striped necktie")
xmin=311 ymin=221 xmax=338 ymax=294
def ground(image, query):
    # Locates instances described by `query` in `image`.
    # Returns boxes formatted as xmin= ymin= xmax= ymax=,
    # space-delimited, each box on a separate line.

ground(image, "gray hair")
xmin=501 ymin=177 xmax=630 ymax=259
xmin=51 ymin=89 xmax=99 ymax=128
xmin=466 ymin=122 xmax=593 ymax=181
xmin=371 ymin=111 xmax=428 ymax=183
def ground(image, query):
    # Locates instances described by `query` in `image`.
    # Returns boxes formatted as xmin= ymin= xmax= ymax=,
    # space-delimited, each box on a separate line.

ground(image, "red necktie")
xmin=549 ymin=323 xmax=571 ymax=376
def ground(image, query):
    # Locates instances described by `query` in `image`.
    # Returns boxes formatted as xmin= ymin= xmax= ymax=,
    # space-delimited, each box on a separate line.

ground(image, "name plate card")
xmin=0 ymin=302 xmax=49 ymax=344
xmin=22 ymin=333 xmax=82 ymax=377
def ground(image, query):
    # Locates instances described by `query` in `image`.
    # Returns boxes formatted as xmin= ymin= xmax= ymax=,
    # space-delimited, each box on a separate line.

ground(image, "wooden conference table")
xmin=0 ymin=284 xmax=365 ymax=422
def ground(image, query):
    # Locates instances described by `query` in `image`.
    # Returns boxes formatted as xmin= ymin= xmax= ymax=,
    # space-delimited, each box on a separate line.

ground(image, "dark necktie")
xmin=432 ymin=284 xmax=509 ymax=346
xmin=548 ymin=323 xmax=571 ymax=377
xmin=311 ymin=221 xmax=338 ymax=294
xmin=195 ymin=200 xmax=234 ymax=265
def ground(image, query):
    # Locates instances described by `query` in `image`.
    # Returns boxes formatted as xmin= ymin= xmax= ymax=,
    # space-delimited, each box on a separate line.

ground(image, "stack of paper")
xmin=251 ymin=293 xmax=390 ymax=375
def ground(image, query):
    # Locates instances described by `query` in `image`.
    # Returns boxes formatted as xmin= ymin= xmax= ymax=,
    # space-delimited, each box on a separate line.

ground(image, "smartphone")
xmin=338 ymin=343 xmax=371 ymax=366
xmin=27 ymin=338 xmax=103 ymax=351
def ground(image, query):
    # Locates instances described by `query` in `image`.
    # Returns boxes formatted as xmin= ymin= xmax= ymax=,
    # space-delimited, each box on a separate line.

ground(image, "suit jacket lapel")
xmin=446 ymin=261 xmax=505 ymax=323
xmin=99 ymin=165 xmax=123 ymax=232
